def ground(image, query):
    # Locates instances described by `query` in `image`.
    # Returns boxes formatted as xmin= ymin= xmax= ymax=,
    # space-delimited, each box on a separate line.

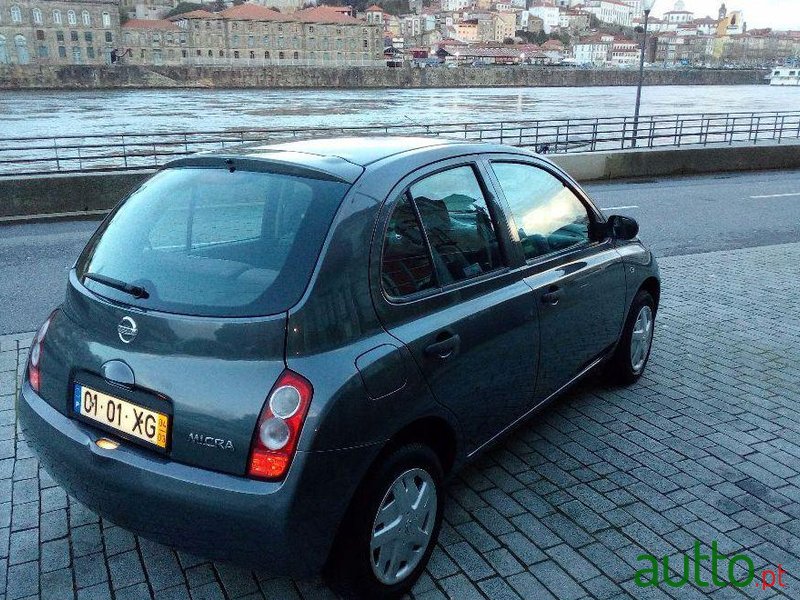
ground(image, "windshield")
xmin=76 ymin=167 xmax=350 ymax=317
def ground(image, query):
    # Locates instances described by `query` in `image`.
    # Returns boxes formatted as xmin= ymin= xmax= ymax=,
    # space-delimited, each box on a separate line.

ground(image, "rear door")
xmin=372 ymin=158 xmax=540 ymax=451
xmin=485 ymin=158 xmax=626 ymax=401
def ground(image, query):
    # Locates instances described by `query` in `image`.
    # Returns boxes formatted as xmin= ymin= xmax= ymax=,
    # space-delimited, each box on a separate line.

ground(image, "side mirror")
xmin=607 ymin=215 xmax=639 ymax=240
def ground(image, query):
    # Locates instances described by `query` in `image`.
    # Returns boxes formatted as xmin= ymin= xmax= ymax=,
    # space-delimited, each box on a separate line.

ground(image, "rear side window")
xmin=381 ymin=195 xmax=436 ymax=298
xmin=409 ymin=166 xmax=502 ymax=285
xmin=77 ymin=167 xmax=350 ymax=317
xmin=490 ymin=162 xmax=590 ymax=261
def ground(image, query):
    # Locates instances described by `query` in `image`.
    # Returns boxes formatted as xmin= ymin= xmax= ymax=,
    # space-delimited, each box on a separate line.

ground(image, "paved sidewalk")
xmin=3 ymin=242 xmax=800 ymax=600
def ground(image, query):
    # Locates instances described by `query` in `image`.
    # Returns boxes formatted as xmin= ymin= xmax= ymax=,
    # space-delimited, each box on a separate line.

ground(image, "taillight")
xmin=28 ymin=311 xmax=55 ymax=393
xmin=247 ymin=370 xmax=312 ymax=480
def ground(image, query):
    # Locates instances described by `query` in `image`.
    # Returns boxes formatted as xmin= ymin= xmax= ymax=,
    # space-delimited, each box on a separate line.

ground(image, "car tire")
xmin=606 ymin=289 xmax=656 ymax=385
xmin=327 ymin=443 xmax=444 ymax=600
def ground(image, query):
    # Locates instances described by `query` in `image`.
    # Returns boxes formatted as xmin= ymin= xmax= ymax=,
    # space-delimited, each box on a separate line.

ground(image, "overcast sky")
xmin=660 ymin=1 xmax=800 ymax=30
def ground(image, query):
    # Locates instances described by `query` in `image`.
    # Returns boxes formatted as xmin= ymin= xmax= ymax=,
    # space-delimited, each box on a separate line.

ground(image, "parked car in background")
xmin=18 ymin=137 xmax=659 ymax=599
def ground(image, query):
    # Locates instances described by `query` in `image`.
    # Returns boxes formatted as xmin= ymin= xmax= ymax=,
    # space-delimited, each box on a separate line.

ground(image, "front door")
xmin=373 ymin=161 xmax=540 ymax=451
xmin=486 ymin=159 xmax=626 ymax=400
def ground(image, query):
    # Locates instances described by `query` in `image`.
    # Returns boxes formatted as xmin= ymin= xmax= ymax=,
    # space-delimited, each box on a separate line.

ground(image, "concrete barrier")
xmin=1 ymin=143 xmax=799 ymax=220
xmin=550 ymin=143 xmax=800 ymax=181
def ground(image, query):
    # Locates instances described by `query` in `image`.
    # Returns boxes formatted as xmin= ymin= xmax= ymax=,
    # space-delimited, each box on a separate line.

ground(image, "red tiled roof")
xmin=168 ymin=9 xmax=220 ymax=20
xmin=218 ymin=4 xmax=287 ymax=21
xmin=541 ymin=39 xmax=564 ymax=49
xmin=366 ymin=4 xmax=384 ymax=11
xmin=294 ymin=6 xmax=363 ymax=24
xmin=122 ymin=19 xmax=179 ymax=30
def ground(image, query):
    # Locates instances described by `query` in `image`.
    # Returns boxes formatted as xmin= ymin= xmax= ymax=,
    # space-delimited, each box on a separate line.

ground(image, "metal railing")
xmin=2 ymin=110 xmax=799 ymax=176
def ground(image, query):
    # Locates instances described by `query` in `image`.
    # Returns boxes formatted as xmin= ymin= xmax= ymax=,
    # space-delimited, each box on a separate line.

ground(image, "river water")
xmin=1 ymin=84 xmax=797 ymax=138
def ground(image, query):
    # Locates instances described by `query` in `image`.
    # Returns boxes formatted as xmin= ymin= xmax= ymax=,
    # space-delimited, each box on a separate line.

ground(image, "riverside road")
xmin=2 ymin=168 xmax=799 ymax=336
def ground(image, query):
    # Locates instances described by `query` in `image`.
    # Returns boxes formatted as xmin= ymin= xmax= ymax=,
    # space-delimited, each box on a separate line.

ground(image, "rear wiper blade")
xmin=83 ymin=272 xmax=150 ymax=299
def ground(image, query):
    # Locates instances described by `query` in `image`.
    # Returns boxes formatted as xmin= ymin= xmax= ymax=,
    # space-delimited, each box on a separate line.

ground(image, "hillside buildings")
xmin=0 ymin=0 xmax=797 ymax=68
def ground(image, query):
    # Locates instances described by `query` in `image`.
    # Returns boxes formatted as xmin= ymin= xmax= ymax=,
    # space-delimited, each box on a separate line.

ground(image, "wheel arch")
xmin=638 ymin=276 xmax=661 ymax=311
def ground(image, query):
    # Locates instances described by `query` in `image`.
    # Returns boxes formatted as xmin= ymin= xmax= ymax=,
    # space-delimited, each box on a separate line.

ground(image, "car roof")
xmin=167 ymin=136 xmax=532 ymax=184
xmin=254 ymin=136 xmax=473 ymax=166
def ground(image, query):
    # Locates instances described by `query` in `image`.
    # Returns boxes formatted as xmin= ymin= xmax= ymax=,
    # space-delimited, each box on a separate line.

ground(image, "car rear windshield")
xmin=76 ymin=166 xmax=350 ymax=317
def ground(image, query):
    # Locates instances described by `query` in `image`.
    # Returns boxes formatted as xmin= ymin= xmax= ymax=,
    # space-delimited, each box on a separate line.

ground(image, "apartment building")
xmin=0 ymin=0 xmax=119 ymax=64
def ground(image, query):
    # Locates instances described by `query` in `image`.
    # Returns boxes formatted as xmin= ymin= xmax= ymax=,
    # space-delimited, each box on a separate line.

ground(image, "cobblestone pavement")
xmin=3 ymin=242 xmax=800 ymax=600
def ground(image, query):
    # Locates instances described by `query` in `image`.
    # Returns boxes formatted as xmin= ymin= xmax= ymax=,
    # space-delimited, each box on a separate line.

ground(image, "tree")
xmin=166 ymin=2 xmax=207 ymax=17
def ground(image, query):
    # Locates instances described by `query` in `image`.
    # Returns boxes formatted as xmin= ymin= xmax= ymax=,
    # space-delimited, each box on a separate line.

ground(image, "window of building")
xmin=336 ymin=38 xmax=343 ymax=50
xmin=36 ymin=29 xmax=44 ymax=41
xmin=363 ymin=39 xmax=368 ymax=48
xmin=234 ymin=50 xmax=239 ymax=58
xmin=56 ymin=30 xmax=64 ymax=42
xmin=37 ymin=44 xmax=48 ymax=57
xmin=32 ymin=8 xmax=42 ymax=24
xmin=179 ymin=33 xmax=186 ymax=44
xmin=82 ymin=10 xmax=91 ymax=26
xmin=308 ymin=26 xmax=314 ymax=33
xmin=0 ymin=36 xmax=7 ymax=66
xmin=292 ymin=36 xmax=298 ymax=49
xmin=490 ymin=162 xmax=590 ymax=260
xmin=11 ymin=5 xmax=22 ymax=23
xmin=381 ymin=194 xmax=436 ymax=298
xmin=58 ymin=45 xmax=66 ymax=58
xmin=102 ymin=12 xmax=110 ymax=28
xmin=263 ymin=35 xmax=270 ymax=45
xmin=195 ymin=49 xmax=201 ymax=56
xmin=218 ymin=49 xmax=223 ymax=57
xmin=166 ymin=33 xmax=173 ymax=44
xmin=181 ymin=49 xmax=187 ymax=57
xmin=70 ymin=31 xmax=78 ymax=42
xmin=141 ymin=48 xmax=146 ymax=58
xmin=278 ymin=36 xmax=284 ymax=47
xmin=52 ymin=10 xmax=61 ymax=25
xmin=72 ymin=45 xmax=81 ymax=64
xmin=249 ymin=50 xmax=254 ymax=59
xmin=84 ymin=31 xmax=92 ymax=42
xmin=264 ymin=50 xmax=270 ymax=59
xmin=105 ymin=31 xmax=112 ymax=43
xmin=279 ymin=51 xmax=284 ymax=59
xmin=247 ymin=35 xmax=254 ymax=47
xmin=67 ymin=10 xmax=76 ymax=25
xmin=232 ymin=34 xmax=239 ymax=46
xmin=409 ymin=166 xmax=502 ymax=284
xmin=293 ymin=51 xmax=298 ymax=60
xmin=152 ymin=33 xmax=161 ymax=43
xmin=207 ymin=49 xmax=212 ymax=57
xmin=87 ymin=46 xmax=95 ymax=58
xmin=231 ymin=22 xmax=238 ymax=30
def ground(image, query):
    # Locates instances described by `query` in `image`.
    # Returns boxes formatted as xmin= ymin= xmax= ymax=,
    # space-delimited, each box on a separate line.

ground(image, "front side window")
xmin=67 ymin=10 xmax=76 ymax=25
xmin=409 ymin=166 xmax=501 ymax=285
xmin=33 ymin=8 xmax=42 ymax=24
xmin=52 ymin=10 xmax=61 ymax=25
xmin=82 ymin=10 xmax=91 ymax=26
xmin=491 ymin=162 xmax=590 ymax=261
xmin=381 ymin=195 xmax=436 ymax=298
xmin=102 ymin=12 xmax=110 ymax=28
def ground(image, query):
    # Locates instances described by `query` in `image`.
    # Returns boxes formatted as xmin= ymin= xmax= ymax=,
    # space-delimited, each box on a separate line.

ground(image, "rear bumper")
xmin=17 ymin=382 xmax=378 ymax=576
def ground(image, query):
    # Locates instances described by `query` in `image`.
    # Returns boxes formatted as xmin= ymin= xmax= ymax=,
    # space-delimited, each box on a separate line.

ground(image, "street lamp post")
xmin=632 ymin=0 xmax=656 ymax=148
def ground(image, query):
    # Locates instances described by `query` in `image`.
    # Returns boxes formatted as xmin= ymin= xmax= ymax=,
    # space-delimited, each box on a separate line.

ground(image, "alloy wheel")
xmin=630 ymin=305 xmax=654 ymax=373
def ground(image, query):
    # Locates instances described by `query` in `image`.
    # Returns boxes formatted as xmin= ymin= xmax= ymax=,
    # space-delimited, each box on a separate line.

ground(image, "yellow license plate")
xmin=73 ymin=384 xmax=169 ymax=449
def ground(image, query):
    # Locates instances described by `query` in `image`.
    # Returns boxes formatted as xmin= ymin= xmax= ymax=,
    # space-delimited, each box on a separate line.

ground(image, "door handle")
xmin=541 ymin=285 xmax=563 ymax=306
xmin=424 ymin=333 xmax=461 ymax=359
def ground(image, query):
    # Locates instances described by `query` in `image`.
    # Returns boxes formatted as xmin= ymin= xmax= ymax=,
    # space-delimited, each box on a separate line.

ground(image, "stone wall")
xmin=0 ymin=64 xmax=769 ymax=89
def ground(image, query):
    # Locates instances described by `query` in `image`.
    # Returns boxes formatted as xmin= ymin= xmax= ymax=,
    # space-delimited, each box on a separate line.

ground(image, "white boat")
xmin=770 ymin=67 xmax=800 ymax=86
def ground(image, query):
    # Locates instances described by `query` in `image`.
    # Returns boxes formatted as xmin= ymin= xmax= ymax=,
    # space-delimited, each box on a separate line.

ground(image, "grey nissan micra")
xmin=18 ymin=137 xmax=659 ymax=598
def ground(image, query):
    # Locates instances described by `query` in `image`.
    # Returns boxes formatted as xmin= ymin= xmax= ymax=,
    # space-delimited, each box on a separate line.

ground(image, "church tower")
xmin=719 ymin=2 xmax=727 ymax=19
